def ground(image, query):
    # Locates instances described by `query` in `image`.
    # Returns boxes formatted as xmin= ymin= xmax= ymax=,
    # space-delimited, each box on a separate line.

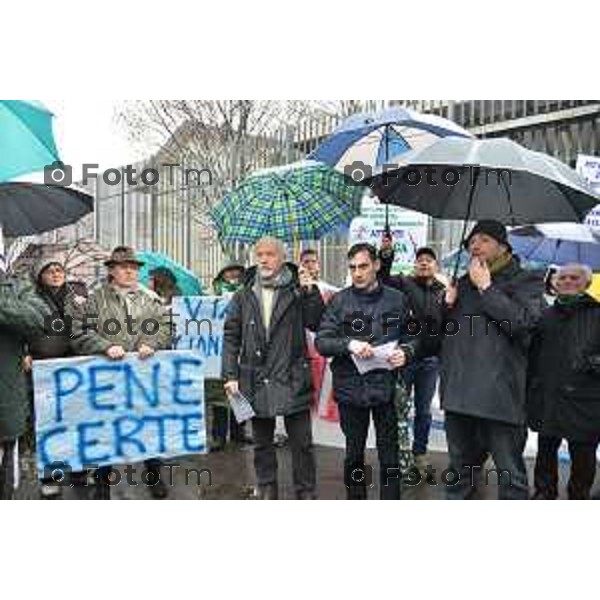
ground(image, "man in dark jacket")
xmin=222 ymin=237 xmax=325 ymax=500
xmin=379 ymin=240 xmax=446 ymax=469
xmin=528 ymin=263 xmax=600 ymax=499
xmin=442 ymin=220 xmax=545 ymax=500
xmin=316 ymin=243 xmax=418 ymax=500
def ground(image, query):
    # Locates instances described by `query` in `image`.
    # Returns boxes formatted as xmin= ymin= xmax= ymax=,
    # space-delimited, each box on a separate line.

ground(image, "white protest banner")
xmin=171 ymin=296 xmax=230 ymax=379
xmin=33 ymin=350 xmax=206 ymax=477
xmin=348 ymin=196 xmax=429 ymax=275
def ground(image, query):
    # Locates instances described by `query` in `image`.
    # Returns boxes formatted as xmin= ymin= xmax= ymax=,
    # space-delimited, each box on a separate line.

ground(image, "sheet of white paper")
xmin=351 ymin=341 xmax=399 ymax=375
xmin=228 ymin=390 xmax=256 ymax=423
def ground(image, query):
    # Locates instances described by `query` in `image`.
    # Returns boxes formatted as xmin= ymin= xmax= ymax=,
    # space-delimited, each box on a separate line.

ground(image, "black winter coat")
xmin=28 ymin=283 xmax=83 ymax=359
xmin=222 ymin=264 xmax=325 ymax=418
xmin=315 ymin=283 xmax=418 ymax=408
xmin=440 ymin=257 xmax=545 ymax=426
xmin=527 ymin=295 xmax=600 ymax=443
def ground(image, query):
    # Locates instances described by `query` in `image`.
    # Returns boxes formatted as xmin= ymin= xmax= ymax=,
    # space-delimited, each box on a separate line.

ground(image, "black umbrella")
xmin=367 ymin=137 xmax=600 ymax=277
xmin=0 ymin=182 xmax=93 ymax=236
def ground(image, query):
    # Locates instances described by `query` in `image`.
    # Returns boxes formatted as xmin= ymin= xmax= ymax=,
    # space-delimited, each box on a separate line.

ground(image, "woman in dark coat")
xmin=23 ymin=259 xmax=86 ymax=499
xmin=528 ymin=263 xmax=600 ymax=499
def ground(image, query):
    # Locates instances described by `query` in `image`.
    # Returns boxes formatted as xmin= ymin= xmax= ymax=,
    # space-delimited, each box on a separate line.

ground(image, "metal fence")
xmin=35 ymin=100 xmax=600 ymax=289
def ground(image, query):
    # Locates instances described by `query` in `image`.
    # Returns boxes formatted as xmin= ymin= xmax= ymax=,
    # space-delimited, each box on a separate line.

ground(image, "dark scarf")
xmin=37 ymin=283 xmax=68 ymax=316
xmin=555 ymin=292 xmax=590 ymax=307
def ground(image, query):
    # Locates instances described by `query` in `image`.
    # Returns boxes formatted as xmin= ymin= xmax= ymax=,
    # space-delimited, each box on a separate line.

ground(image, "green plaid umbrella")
xmin=210 ymin=160 xmax=364 ymax=243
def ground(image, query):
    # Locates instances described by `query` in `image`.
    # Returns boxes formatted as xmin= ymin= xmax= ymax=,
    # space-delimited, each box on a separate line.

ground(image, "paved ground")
xmin=15 ymin=443 xmax=600 ymax=500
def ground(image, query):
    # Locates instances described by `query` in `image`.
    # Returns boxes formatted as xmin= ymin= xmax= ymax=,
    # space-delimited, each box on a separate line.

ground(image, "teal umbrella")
xmin=0 ymin=100 xmax=60 ymax=181
xmin=210 ymin=160 xmax=364 ymax=243
xmin=137 ymin=251 xmax=203 ymax=296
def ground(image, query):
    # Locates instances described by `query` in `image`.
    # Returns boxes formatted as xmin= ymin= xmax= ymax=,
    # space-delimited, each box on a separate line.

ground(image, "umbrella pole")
xmin=384 ymin=126 xmax=390 ymax=235
xmin=453 ymin=166 xmax=481 ymax=281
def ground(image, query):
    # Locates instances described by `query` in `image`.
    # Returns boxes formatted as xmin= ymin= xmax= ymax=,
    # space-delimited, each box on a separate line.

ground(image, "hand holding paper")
xmin=351 ymin=341 xmax=403 ymax=374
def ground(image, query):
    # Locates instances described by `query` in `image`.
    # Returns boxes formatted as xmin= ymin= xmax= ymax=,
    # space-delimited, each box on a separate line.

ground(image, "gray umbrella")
xmin=0 ymin=182 xmax=93 ymax=237
xmin=368 ymin=137 xmax=600 ymax=225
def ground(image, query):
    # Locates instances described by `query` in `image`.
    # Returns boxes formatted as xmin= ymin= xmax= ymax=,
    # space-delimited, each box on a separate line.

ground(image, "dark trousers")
xmin=338 ymin=401 xmax=401 ymax=500
xmin=252 ymin=410 xmax=316 ymax=498
xmin=0 ymin=439 xmax=16 ymax=500
xmin=534 ymin=435 xmax=598 ymax=500
xmin=445 ymin=412 xmax=529 ymax=500
xmin=94 ymin=459 xmax=162 ymax=500
xmin=402 ymin=357 xmax=439 ymax=455
xmin=212 ymin=405 xmax=244 ymax=443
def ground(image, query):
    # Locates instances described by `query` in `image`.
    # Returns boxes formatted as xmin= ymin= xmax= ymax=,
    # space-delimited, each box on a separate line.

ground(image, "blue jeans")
xmin=402 ymin=357 xmax=439 ymax=455
xmin=444 ymin=412 xmax=529 ymax=500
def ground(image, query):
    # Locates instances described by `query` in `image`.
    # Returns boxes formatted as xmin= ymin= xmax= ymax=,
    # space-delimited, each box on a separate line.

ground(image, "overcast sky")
xmin=24 ymin=100 xmax=149 ymax=182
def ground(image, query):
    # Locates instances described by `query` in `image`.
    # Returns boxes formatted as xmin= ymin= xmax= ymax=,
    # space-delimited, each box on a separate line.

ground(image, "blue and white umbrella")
xmin=309 ymin=106 xmax=473 ymax=229
xmin=309 ymin=106 xmax=473 ymax=177
xmin=509 ymin=223 xmax=600 ymax=269
xmin=443 ymin=223 xmax=600 ymax=273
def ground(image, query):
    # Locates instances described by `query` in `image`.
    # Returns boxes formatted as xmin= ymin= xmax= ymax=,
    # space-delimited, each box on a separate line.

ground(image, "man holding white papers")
xmin=316 ymin=243 xmax=418 ymax=500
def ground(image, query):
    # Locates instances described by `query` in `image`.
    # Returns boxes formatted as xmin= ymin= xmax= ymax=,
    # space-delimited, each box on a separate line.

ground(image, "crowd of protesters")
xmin=0 ymin=221 xmax=599 ymax=500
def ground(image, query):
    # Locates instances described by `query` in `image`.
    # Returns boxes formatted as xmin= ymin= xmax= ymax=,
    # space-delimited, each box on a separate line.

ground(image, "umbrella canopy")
xmin=309 ymin=107 xmax=473 ymax=171
xmin=0 ymin=182 xmax=94 ymax=236
xmin=367 ymin=137 xmax=600 ymax=224
xmin=0 ymin=100 xmax=60 ymax=182
xmin=509 ymin=223 xmax=600 ymax=269
xmin=11 ymin=239 xmax=110 ymax=287
xmin=137 ymin=251 xmax=203 ymax=296
xmin=210 ymin=160 xmax=364 ymax=243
